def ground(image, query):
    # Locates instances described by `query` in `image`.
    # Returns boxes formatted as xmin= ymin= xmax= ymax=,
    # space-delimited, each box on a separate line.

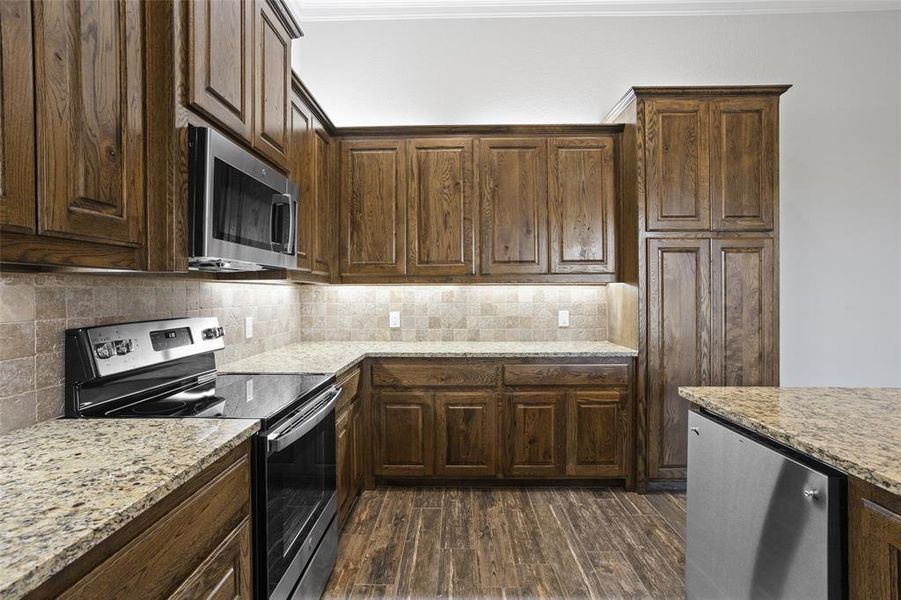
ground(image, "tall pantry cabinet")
xmin=606 ymin=86 xmax=789 ymax=489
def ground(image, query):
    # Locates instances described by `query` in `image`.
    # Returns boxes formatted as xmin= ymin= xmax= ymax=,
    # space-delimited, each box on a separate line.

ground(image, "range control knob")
xmin=202 ymin=327 xmax=224 ymax=340
xmin=94 ymin=342 xmax=114 ymax=360
xmin=114 ymin=339 xmax=134 ymax=356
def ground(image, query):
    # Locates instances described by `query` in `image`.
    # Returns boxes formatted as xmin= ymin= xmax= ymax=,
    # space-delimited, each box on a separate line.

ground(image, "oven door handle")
xmin=265 ymin=386 xmax=341 ymax=454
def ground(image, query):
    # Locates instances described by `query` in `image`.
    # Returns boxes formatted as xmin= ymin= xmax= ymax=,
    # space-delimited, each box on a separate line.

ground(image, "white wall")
xmin=292 ymin=11 xmax=901 ymax=386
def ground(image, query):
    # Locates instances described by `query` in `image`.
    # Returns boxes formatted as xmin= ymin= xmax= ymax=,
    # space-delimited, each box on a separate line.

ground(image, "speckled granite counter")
xmin=0 ymin=418 xmax=259 ymax=598
xmin=680 ymin=387 xmax=901 ymax=496
xmin=219 ymin=340 xmax=637 ymax=376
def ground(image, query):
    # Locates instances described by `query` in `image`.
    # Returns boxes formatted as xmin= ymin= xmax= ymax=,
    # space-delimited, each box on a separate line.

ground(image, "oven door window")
xmin=266 ymin=409 xmax=336 ymax=595
xmin=212 ymin=158 xmax=282 ymax=251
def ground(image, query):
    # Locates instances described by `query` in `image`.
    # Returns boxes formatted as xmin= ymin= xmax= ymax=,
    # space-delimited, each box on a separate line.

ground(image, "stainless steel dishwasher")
xmin=686 ymin=410 xmax=845 ymax=600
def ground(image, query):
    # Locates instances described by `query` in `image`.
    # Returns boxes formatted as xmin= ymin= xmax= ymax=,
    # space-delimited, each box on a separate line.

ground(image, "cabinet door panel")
xmin=478 ymin=137 xmax=548 ymax=274
xmin=711 ymin=238 xmax=776 ymax=386
xmin=0 ymin=0 xmax=36 ymax=234
xmin=34 ymin=0 xmax=145 ymax=247
xmin=647 ymin=238 xmax=710 ymax=479
xmin=374 ymin=391 xmax=433 ymax=476
xmin=351 ymin=401 xmax=363 ymax=493
xmin=407 ymin=138 xmax=475 ymax=276
xmin=549 ymin=137 xmax=616 ymax=274
xmin=849 ymin=477 xmax=901 ymax=600
xmin=187 ymin=0 xmax=253 ymax=141
xmin=566 ymin=391 xmax=626 ymax=477
xmin=252 ymin=0 xmax=290 ymax=169
xmin=336 ymin=408 xmax=353 ymax=522
xmin=645 ymin=99 xmax=710 ymax=231
xmin=435 ymin=392 xmax=496 ymax=477
xmin=312 ymin=123 xmax=332 ymax=276
xmin=289 ymin=93 xmax=313 ymax=271
xmin=340 ymin=140 xmax=406 ymax=276
xmin=710 ymin=98 xmax=776 ymax=231
xmin=170 ymin=518 xmax=253 ymax=600
xmin=505 ymin=392 xmax=565 ymax=476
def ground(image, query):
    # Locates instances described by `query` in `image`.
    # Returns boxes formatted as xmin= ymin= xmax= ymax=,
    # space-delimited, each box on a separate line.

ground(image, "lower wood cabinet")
xmin=504 ymin=391 xmax=566 ymax=477
xmin=34 ymin=442 xmax=253 ymax=599
xmin=336 ymin=368 xmax=363 ymax=526
xmin=849 ymin=476 xmax=901 ymax=600
xmin=368 ymin=359 xmax=633 ymax=485
xmin=435 ymin=392 xmax=497 ymax=477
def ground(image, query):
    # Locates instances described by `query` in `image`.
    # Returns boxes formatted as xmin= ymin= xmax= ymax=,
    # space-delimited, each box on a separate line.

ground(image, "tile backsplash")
xmin=298 ymin=285 xmax=607 ymax=342
xmin=0 ymin=272 xmax=302 ymax=434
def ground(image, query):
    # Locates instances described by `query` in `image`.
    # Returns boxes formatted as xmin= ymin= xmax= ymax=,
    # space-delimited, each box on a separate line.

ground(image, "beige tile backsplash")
xmin=0 ymin=272 xmax=302 ymax=434
xmin=298 ymin=285 xmax=607 ymax=342
xmin=0 ymin=273 xmax=606 ymax=434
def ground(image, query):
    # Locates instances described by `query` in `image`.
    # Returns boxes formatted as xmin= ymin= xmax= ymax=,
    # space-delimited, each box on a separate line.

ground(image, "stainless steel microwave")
xmin=188 ymin=126 xmax=297 ymax=271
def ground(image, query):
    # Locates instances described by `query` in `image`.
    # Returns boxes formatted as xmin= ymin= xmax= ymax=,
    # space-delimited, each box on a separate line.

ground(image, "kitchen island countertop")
xmin=680 ymin=387 xmax=901 ymax=495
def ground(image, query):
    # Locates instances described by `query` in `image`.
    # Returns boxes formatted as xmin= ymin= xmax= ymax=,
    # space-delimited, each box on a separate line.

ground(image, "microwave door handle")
xmin=265 ymin=387 xmax=341 ymax=454
xmin=269 ymin=195 xmax=294 ymax=253
xmin=284 ymin=193 xmax=295 ymax=256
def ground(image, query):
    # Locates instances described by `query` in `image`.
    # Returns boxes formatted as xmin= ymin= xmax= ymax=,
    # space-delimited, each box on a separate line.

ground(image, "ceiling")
xmin=292 ymin=0 xmax=901 ymax=21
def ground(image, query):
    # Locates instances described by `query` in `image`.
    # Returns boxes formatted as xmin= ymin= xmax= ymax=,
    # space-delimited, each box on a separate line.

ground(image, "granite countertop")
xmin=219 ymin=340 xmax=638 ymax=376
xmin=0 ymin=418 xmax=259 ymax=598
xmin=680 ymin=387 xmax=901 ymax=496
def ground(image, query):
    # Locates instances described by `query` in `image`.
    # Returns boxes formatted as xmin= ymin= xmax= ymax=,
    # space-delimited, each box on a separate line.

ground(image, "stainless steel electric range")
xmin=64 ymin=316 xmax=339 ymax=600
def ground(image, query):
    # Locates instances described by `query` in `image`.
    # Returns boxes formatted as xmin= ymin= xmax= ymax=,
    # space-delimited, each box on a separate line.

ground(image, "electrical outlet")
xmin=389 ymin=311 xmax=401 ymax=328
xmin=558 ymin=310 xmax=570 ymax=328
xmin=245 ymin=316 xmax=253 ymax=338
xmin=245 ymin=378 xmax=254 ymax=403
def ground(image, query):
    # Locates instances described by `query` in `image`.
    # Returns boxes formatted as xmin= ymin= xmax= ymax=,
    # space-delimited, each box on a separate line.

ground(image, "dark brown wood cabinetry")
xmin=339 ymin=139 xmax=407 ymax=277
xmin=289 ymin=90 xmax=314 ymax=272
xmin=407 ymin=137 xmax=476 ymax=276
xmin=478 ymin=137 xmax=549 ymax=275
xmin=849 ymin=477 xmax=901 ymax=600
xmin=312 ymin=119 xmax=334 ymax=276
xmin=336 ymin=368 xmax=363 ymax=527
xmin=0 ymin=0 xmax=36 ymax=235
xmin=252 ymin=0 xmax=291 ymax=169
xmin=548 ymin=136 xmax=617 ymax=274
xmin=368 ymin=358 xmax=634 ymax=485
xmin=186 ymin=0 xmax=254 ymax=141
xmin=607 ymin=85 xmax=787 ymax=489
xmin=32 ymin=443 xmax=253 ymax=599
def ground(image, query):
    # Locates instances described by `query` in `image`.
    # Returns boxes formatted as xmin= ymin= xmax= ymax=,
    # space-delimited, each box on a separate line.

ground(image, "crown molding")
xmin=297 ymin=0 xmax=901 ymax=21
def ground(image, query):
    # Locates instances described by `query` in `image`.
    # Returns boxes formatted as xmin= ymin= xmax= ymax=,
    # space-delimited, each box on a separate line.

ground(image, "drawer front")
xmin=336 ymin=367 xmax=361 ymax=414
xmin=503 ymin=364 xmax=629 ymax=387
xmin=60 ymin=452 xmax=251 ymax=600
xmin=372 ymin=362 xmax=500 ymax=388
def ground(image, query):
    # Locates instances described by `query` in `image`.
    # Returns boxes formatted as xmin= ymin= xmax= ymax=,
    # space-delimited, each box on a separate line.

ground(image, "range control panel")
xmin=77 ymin=317 xmax=226 ymax=379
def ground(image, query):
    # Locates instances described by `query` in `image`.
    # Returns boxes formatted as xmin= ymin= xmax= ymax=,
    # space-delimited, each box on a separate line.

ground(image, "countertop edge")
xmin=681 ymin=388 xmax=900 ymax=497
xmin=1 ymin=419 xmax=260 ymax=599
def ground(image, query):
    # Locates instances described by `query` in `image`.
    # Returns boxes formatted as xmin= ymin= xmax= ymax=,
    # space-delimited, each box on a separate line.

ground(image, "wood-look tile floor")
xmin=324 ymin=487 xmax=686 ymax=599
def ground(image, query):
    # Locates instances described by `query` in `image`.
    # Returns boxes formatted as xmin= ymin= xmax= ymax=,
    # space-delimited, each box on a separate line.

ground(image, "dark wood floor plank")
xmin=324 ymin=532 xmax=371 ymax=599
xmin=591 ymin=550 xmax=653 ymax=599
xmin=473 ymin=489 xmax=519 ymax=589
xmin=413 ymin=487 xmax=445 ymax=508
xmin=611 ymin=488 xmax=659 ymax=517
xmin=643 ymin=492 xmax=686 ymax=541
xmin=506 ymin=506 xmax=549 ymax=565
xmin=355 ymin=488 xmax=415 ymax=586
xmin=530 ymin=502 xmax=593 ymax=599
xmin=517 ymin=563 xmax=568 ymax=599
xmin=437 ymin=548 xmax=481 ymax=598
xmin=441 ymin=494 xmax=475 ymax=549
xmin=348 ymin=584 xmax=394 ymax=599
xmin=344 ymin=490 xmax=387 ymax=536
xmin=396 ymin=508 xmax=443 ymax=599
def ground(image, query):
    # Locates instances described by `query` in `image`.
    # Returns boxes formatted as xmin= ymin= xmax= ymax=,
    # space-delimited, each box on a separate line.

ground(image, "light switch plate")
xmin=245 ymin=316 xmax=253 ymax=338
xmin=558 ymin=310 xmax=570 ymax=328
xmin=389 ymin=311 xmax=401 ymax=328
xmin=245 ymin=378 xmax=254 ymax=403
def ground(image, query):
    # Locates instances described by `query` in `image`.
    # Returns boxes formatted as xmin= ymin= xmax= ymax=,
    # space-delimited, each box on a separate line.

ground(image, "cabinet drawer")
xmin=336 ymin=367 xmax=361 ymax=414
xmin=372 ymin=362 xmax=500 ymax=388
xmin=59 ymin=451 xmax=251 ymax=599
xmin=503 ymin=364 xmax=629 ymax=387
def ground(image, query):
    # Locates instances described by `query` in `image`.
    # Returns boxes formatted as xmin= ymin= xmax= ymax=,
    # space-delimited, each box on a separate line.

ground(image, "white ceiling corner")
xmin=294 ymin=0 xmax=901 ymax=21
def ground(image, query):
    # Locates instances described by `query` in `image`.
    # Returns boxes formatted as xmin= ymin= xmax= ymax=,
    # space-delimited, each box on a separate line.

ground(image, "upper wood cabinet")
xmin=710 ymin=97 xmax=777 ymax=231
xmin=33 ymin=0 xmax=145 ymax=247
xmin=311 ymin=121 xmax=334 ymax=276
xmin=289 ymin=91 xmax=314 ymax=271
xmin=548 ymin=137 xmax=616 ymax=274
xmin=644 ymin=99 xmax=711 ymax=231
xmin=711 ymin=238 xmax=776 ymax=386
xmin=0 ymin=0 xmax=36 ymax=235
xmin=339 ymin=139 xmax=407 ymax=276
xmin=407 ymin=137 xmax=475 ymax=276
xmin=478 ymin=137 xmax=549 ymax=275
xmin=646 ymin=238 xmax=711 ymax=480
xmin=186 ymin=0 xmax=254 ymax=141
xmin=252 ymin=0 xmax=291 ymax=169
